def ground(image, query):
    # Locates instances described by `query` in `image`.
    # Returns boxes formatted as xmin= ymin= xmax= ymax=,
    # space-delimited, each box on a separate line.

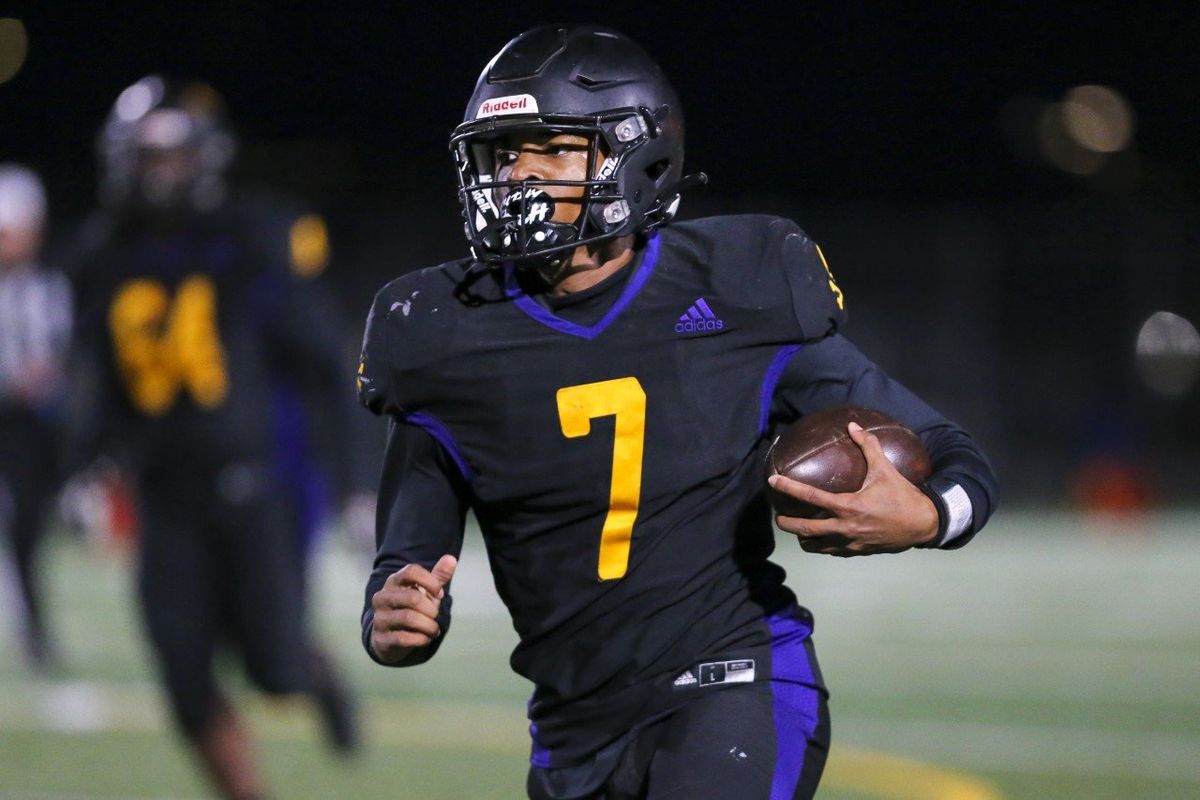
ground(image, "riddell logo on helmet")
xmin=477 ymin=94 xmax=539 ymax=118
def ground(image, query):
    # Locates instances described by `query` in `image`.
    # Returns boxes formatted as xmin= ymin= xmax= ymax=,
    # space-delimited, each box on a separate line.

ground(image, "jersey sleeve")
xmin=769 ymin=218 xmax=847 ymax=342
xmin=362 ymin=417 xmax=471 ymax=667
xmin=768 ymin=334 xmax=998 ymax=548
xmin=357 ymin=288 xmax=401 ymax=417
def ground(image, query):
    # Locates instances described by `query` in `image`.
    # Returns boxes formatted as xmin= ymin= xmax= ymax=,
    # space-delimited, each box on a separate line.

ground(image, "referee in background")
xmin=0 ymin=163 xmax=72 ymax=673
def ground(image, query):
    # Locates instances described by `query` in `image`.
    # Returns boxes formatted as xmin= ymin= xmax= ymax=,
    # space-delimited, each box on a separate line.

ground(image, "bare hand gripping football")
xmin=766 ymin=406 xmax=940 ymax=556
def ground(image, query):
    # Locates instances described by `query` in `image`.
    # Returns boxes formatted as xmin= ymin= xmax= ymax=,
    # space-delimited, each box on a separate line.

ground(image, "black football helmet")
xmin=98 ymin=75 xmax=235 ymax=213
xmin=450 ymin=25 xmax=702 ymax=269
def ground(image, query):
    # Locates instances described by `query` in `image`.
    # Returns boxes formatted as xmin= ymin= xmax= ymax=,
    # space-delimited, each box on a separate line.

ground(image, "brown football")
xmin=766 ymin=406 xmax=931 ymax=518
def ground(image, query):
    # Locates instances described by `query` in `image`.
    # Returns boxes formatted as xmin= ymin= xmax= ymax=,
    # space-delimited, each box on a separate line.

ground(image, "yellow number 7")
xmin=556 ymin=377 xmax=646 ymax=581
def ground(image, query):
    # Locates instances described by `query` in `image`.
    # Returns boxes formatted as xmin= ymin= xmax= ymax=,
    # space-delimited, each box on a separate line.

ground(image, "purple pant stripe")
xmin=529 ymin=721 xmax=551 ymax=768
xmin=767 ymin=609 xmax=820 ymax=800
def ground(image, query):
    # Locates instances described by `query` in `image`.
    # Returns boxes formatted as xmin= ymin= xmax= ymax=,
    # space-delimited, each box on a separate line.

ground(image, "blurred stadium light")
xmin=1062 ymin=85 xmax=1134 ymax=154
xmin=0 ymin=18 xmax=28 ymax=86
xmin=1136 ymin=310 xmax=1200 ymax=398
xmin=1037 ymin=102 xmax=1107 ymax=175
xmin=1024 ymin=85 xmax=1136 ymax=178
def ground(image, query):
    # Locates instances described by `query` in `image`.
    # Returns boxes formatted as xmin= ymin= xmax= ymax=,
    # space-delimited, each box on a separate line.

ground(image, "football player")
xmin=358 ymin=26 xmax=997 ymax=800
xmin=0 ymin=163 xmax=72 ymax=672
xmin=70 ymin=76 xmax=360 ymax=800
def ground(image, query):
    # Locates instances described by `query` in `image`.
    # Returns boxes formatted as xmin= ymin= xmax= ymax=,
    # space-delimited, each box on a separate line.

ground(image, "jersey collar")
xmin=502 ymin=232 xmax=661 ymax=341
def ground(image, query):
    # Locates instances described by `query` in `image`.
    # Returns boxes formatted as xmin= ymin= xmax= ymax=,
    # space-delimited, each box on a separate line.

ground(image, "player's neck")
xmin=543 ymin=235 xmax=636 ymax=297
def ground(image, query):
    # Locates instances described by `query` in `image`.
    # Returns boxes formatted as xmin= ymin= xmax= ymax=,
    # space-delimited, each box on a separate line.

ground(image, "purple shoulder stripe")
xmin=759 ymin=344 xmax=804 ymax=434
xmin=403 ymin=411 xmax=474 ymax=483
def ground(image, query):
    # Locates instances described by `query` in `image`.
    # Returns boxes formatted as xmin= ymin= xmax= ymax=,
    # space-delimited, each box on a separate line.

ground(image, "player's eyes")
xmin=495 ymin=150 xmax=518 ymax=166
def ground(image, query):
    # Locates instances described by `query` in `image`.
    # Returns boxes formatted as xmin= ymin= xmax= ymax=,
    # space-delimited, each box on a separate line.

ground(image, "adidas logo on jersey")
xmin=673 ymin=669 xmax=698 ymax=687
xmin=675 ymin=297 xmax=725 ymax=334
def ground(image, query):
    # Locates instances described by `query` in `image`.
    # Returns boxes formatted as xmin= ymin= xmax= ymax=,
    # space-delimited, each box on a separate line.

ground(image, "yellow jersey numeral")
xmin=815 ymin=244 xmax=844 ymax=310
xmin=108 ymin=274 xmax=229 ymax=416
xmin=556 ymin=377 xmax=647 ymax=581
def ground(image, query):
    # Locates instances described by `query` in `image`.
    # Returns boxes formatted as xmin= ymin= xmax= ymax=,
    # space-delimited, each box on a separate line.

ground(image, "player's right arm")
xmin=357 ymin=287 xmax=471 ymax=667
xmin=361 ymin=415 xmax=470 ymax=667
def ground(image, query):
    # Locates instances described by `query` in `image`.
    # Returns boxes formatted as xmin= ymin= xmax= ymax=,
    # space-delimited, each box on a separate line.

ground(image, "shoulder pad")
xmin=356 ymin=260 xmax=477 ymax=415
xmin=769 ymin=218 xmax=846 ymax=341
xmin=663 ymin=215 xmax=846 ymax=340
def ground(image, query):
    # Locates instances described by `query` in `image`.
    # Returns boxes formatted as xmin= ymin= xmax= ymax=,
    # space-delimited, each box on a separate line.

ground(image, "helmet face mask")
xmin=450 ymin=26 xmax=689 ymax=270
xmin=453 ymin=109 xmax=659 ymax=267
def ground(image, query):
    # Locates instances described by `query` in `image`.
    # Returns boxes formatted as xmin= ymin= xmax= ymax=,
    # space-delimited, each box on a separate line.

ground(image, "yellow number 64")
xmin=556 ymin=377 xmax=646 ymax=581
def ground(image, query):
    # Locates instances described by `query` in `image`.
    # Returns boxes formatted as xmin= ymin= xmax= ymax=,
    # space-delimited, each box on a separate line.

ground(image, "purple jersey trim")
xmin=272 ymin=384 xmax=330 ymax=558
xmin=503 ymin=232 xmax=662 ymax=340
xmin=403 ymin=411 xmax=474 ymax=483
xmin=766 ymin=607 xmax=821 ymax=800
xmin=759 ymin=344 xmax=805 ymax=434
xmin=529 ymin=721 xmax=552 ymax=768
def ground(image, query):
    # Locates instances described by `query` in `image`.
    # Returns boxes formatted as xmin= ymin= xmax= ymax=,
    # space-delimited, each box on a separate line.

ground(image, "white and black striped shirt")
xmin=0 ymin=263 xmax=73 ymax=408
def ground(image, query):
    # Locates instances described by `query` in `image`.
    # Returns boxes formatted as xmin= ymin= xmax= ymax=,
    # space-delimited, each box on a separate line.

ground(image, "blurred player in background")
xmin=357 ymin=26 xmax=998 ymax=800
xmin=0 ymin=163 xmax=73 ymax=673
xmin=68 ymin=75 xmax=359 ymax=800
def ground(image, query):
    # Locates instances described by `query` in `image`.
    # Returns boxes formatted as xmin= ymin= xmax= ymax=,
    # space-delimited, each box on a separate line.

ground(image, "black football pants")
xmin=138 ymin=463 xmax=310 ymax=736
xmin=529 ymin=680 xmax=830 ymax=800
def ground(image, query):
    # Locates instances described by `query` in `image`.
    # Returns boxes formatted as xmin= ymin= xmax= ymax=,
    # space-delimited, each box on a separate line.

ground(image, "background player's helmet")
xmin=98 ymin=75 xmax=236 ymax=213
xmin=451 ymin=25 xmax=694 ymax=268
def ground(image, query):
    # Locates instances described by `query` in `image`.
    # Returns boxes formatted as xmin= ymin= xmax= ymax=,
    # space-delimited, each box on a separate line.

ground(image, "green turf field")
xmin=2 ymin=510 xmax=1197 ymax=799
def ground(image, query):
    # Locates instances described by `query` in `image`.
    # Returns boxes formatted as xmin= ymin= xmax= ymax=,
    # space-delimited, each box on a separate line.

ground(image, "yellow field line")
xmin=824 ymin=746 xmax=1004 ymax=799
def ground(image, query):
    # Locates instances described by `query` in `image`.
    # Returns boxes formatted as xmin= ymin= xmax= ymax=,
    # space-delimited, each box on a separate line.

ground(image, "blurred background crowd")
xmin=1 ymin=4 xmax=1198 ymax=799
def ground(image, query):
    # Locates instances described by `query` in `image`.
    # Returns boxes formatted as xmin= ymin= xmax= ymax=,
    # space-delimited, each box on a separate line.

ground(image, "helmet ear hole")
xmin=644 ymin=159 xmax=670 ymax=184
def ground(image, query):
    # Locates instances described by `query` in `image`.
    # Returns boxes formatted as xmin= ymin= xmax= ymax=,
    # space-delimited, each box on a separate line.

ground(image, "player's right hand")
xmin=370 ymin=555 xmax=457 ymax=664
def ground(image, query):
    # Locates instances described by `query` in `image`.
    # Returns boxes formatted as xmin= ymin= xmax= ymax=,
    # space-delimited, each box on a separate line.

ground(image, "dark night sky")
xmin=3 ymin=2 xmax=1200 ymax=216
xmin=3 ymin=2 xmax=1200 ymax=499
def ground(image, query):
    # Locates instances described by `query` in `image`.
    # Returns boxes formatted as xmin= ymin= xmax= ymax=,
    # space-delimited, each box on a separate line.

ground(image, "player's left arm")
xmin=768 ymin=334 xmax=998 ymax=553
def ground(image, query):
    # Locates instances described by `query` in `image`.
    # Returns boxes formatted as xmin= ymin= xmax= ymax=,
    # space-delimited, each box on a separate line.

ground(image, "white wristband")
xmin=939 ymin=483 xmax=974 ymax=545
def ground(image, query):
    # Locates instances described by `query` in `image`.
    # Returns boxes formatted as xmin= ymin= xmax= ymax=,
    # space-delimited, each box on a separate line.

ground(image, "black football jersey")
xmin=358 ymin=215 xmax=854 ymax=758
xmin=359 ymin=214 xmax=997 ymax=767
